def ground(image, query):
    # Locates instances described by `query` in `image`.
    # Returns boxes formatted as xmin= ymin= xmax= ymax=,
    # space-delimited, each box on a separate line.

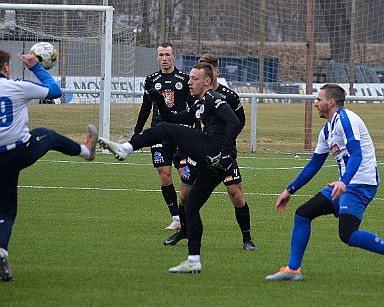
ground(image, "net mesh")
xmin=1 ymin=0 xmax=383 ymax=153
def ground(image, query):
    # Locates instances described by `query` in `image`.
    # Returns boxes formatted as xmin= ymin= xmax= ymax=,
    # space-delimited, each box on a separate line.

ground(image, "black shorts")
xmin=180 ymin=157 xmax=242 ymax=187
xmin=151 ymin=143 xmax=178 ymax=168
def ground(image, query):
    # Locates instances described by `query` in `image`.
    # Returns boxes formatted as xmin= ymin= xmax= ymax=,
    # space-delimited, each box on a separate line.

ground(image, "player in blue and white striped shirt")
xmin=0 ymin=49 xmax=98 ymax=282
xmin=266 ymin=83 xmax=383 ymax=281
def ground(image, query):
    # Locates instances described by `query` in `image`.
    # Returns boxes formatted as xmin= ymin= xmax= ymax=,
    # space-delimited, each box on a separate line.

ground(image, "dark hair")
xmin=193 ymin=62 xmax=214 ymax=85
xmin=320 ymin=83 xmax=346 ymax=106
xmin=0 ymin=49 xmax=11 ymax=71
xmin=198 ymin=54 xmax=219 ymax=69
xmin=158 ymin=42 xmax=175 ymax=54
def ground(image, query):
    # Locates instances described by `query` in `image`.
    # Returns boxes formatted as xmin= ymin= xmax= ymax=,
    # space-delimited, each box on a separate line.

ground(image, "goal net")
xmin=0 ymin=2 xmax=137 ymax=144
xmin=1 ymin=1 xmax=383 ymax=154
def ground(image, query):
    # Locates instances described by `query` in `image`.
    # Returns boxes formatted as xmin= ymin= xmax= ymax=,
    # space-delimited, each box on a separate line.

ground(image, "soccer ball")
xmin=30 ymin=42 xmax=57 ymax=70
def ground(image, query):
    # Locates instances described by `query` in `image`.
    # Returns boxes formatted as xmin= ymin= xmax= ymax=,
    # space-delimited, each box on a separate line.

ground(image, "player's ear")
xmin=330 ymin=97 xmax=337 ymax=106
xmin=3 ymin=62 xmax=10 ymax=76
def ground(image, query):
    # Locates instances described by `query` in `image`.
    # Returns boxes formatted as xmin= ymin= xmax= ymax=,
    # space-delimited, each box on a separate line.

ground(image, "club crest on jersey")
xmin=175 ymin=82 xmax=183 ymax=90
xmin=163 ymin=91 xmax=175 ymax=107
xmin=330 ymin=143 xmax=341 ymax=155
xmin=154 ymin=83 xmax=162 ymax=90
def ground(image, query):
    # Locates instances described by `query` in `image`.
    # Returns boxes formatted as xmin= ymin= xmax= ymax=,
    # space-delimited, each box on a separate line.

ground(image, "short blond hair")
xmin=198 ymin=54 xmax=219 ymax=69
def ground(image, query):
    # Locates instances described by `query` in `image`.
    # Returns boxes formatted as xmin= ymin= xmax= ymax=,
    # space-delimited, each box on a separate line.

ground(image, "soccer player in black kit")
xmin=164 ymin=54 xmax=256 ymax=251
xmin=132 ymin=43 xmax=190 ymax=230
xmin=99 ymin=62 xmax=241 ymax=273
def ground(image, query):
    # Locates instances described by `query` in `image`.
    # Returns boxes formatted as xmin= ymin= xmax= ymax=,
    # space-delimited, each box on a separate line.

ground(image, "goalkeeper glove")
xmin=148 ymin=89 xmax=165 ymax=104
xmin=207 ymin=150 xmax=233 ymax=171
xmin=219 ymin=150 xmax=233 ymax=171
xmin=172 ymin=150 xmax=185 ymax=169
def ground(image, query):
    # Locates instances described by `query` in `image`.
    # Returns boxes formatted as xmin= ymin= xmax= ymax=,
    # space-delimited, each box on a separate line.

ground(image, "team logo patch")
xmin=175 ymin=82 xmax=183 ymax=90
xmin=155 ymin=82 xmax=162 ymax=90
xmin=330 ymin=144 xmax=341 ymax=155
xmin=163 ymin=91 xmax=175 ymax=107
xmin=224 ymin=176 xmax=234 ymax=183
xmin=153 ymin=151 xmax=165 ymax=163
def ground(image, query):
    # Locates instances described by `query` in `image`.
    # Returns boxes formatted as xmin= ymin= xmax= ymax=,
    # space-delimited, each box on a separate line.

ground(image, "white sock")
xmin=121 ymin=142 xmax=133 ymax=153
xmin=0 ymin=248 xmax=8 ymax=256
xmin=188 ymin=255 xmax=200 ymax=263
xmin=80 ymin=144 xmax=90 ymax=159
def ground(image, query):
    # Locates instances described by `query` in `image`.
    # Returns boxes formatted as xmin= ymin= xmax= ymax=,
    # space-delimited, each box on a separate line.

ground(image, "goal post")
xmin=0 ymin=3 xmax=135 ymax=143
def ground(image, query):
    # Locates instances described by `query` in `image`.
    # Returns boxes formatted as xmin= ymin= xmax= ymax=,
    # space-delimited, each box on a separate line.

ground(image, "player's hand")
xmin=219 ymin=150 xmax=233 ymax=171
xmin=148 ymin=89 xmax=165 ymax=104
xmin=328 ymin=180 xmax=346 ymax=200
xmin=207 ymin=151 xmax=233 ymax=171
xmin=275 ymin=189 xmax=291 ymax=212
xmin=18 ymin=53 xmax=38 ymax=69
xmin=172 ymin=150 xmax=184 ymax=169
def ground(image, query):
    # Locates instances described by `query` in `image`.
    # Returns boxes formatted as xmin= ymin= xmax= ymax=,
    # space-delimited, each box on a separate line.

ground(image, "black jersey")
xmin=216 ymin=84 xmax=245 ymax=132
xmin=134 ymin=67 xmax=190 ymax=135
xmin=159 ymin=89 xmax=240 ymax=154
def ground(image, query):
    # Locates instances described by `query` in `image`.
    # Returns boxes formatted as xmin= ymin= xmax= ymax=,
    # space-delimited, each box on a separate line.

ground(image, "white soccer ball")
xmin=29 ymin=42 xmax=57 ymax=70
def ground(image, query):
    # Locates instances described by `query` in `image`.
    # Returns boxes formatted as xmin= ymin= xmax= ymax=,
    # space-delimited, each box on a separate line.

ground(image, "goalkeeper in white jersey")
xmin=0 ymin=49 xmax=98 ymax=282
xmin=266 ymin=83 xmax=383 ymax=281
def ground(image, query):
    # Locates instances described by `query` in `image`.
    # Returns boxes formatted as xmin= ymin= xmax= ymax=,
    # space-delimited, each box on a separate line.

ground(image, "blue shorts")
xmin=321 ymin=184 xmax=378 ymax=220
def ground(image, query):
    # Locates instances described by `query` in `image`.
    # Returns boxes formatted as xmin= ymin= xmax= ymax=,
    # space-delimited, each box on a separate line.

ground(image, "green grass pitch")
xmin=1 ymin=151 xmax=383 ymax=306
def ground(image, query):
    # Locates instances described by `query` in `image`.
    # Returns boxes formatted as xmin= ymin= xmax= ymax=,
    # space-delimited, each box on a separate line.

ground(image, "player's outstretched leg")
xmin=98 ymin=137 xmax=128 ymax=161
xmin=0 ymin=248 xmax=12 ymax=282
xmin=83 ymin=124 xmax=98 ymax=161
xmin=168 ymin=259 xmax=202 ymax=273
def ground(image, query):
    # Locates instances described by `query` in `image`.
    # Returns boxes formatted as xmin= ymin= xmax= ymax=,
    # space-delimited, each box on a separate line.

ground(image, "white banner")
xmin=50 ymin=77 xmax=384 ymax=104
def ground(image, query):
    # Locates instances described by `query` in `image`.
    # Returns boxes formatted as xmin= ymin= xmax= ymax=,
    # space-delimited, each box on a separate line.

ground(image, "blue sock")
xmin=288 ymin=214 xmax=311 ymax=270
xmin=348 ymin=230 xmax=384 ymax=254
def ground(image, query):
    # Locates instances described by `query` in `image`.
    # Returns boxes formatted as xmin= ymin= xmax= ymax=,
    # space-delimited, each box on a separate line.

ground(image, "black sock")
xmin=161 ymin=184 xmax=179 ymax=216
xmin=235 ymin=202 xmax=252 ymax=242
xmin=179 ymin=204 xmax=187 ymax=235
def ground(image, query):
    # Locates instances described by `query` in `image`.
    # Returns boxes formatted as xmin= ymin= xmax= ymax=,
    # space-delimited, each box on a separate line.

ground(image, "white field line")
xmin=18 ymin=157 xmax=384 ymax=201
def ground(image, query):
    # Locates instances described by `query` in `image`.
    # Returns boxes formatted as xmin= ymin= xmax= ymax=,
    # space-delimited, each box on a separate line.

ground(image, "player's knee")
xmin=227 ymin=186 xmax=244 ymax=207
xmin=295 ymin=205 xmax=311 ymax=219
xmin=157 ymin=167 xmax=172 ymax=183
xmin=339 ymin=227 xmax=355 ymax=245
xmin=295 ymin=193 xmax=334 ymax=220
xmin=179 ymin=191 xmax=189 ymax=205
xmin=338 ymin=214 xmax=361 ymax=245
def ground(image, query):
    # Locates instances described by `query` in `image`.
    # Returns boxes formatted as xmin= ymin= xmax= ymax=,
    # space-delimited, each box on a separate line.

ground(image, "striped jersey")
xmin=314 ymin=108 xmax=379 ymax=185
xmin=0 ymin=63 xmax=61 ymax=147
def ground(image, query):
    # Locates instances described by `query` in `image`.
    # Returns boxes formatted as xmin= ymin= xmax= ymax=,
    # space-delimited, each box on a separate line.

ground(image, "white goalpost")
xmin=0 ymin=3 xmax=136 ymax=143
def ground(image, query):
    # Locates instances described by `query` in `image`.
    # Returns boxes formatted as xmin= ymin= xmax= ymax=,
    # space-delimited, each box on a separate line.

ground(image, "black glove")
xmin=206 ymin=150 xmax=233 ymax=171
xmin=219 ymin=150 xmax=233 ymax=171
xmin=148 ymin=89 xmax=165 ymax=105
xmin=172 ymin=150 xmax=183 ymax=169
